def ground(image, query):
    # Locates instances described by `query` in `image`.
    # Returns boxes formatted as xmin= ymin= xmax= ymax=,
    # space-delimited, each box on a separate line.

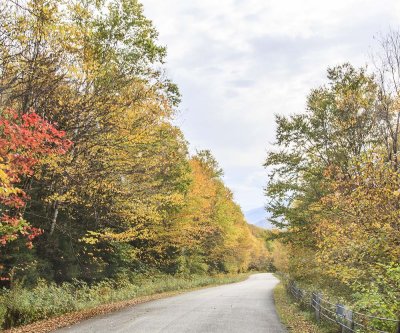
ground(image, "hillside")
xmin=244 ymin=207 xmax=274 ymax=230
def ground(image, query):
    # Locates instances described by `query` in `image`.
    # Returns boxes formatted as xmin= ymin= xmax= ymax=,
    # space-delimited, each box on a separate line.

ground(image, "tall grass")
xmin=0 ymin=273 xmax=247 ymax=329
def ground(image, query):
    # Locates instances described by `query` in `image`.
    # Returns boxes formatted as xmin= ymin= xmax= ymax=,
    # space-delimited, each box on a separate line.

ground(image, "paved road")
xmin=56 ymin=273 xmax=286 ymax=333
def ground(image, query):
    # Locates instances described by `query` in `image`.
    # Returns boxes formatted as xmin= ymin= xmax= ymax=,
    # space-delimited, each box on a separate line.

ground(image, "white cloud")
xmin=142 ymin=0 xmax=400 ymax=210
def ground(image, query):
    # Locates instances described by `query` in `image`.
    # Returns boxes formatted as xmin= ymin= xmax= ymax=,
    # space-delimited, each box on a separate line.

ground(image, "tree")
xmin=315 ymin=151 xmax=400 ymax=320
xmin=265 ymin=60 xmax=400 ymax=321
xmin=173 ymin=152 xmax=269 ymax=275
xmin=265 ymin=64 xmax=378 ymax=237
xmin=0 ymin=0 xmax=187 ymax=282
xmin=374 ymin=30 xmax=400 ymax=167
xmin=0 ymin=108 xmax=71 ymax=281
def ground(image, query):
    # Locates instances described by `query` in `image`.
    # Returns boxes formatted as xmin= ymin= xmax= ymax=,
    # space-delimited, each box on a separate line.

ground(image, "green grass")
xmin=274 ymin=282 xmax=336 ymax=333
xmin=0 ymin=273 xmax=249 ymax=329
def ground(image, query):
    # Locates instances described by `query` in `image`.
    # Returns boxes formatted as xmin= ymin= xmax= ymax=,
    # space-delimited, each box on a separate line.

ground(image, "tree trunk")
xmin=50 ymin=200 xmax=59 ymax=235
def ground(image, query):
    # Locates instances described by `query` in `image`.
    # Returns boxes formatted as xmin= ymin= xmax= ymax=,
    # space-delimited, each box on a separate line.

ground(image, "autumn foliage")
xmin=0 ymin=0 xmax=269 ymax=312
xmin=171 ymin=155 xmax=270 ymax=275
xmin=0 ymin=109 xmax=71 ymax=248
xmin=266 ymin=60 xmax=400 ymax=323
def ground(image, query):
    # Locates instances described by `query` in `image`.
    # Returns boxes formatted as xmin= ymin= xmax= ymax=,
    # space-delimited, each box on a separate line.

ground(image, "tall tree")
xmin=265 ymin=64 xmax=379 ymax=283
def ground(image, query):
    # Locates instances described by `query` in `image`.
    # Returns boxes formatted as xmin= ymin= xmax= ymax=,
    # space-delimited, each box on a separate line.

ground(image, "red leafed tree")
xmin=0 ymin=109 xmax=72 ymax=248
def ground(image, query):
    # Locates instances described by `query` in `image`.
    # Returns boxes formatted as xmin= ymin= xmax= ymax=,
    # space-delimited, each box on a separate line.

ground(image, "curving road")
xmin=56 ymin=273 xmax=286 ymax=333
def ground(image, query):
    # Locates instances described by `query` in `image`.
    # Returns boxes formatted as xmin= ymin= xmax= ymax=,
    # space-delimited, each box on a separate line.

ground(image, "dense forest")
xmin=0 ymin=0 xmax=270 ymax=328
xmin=265 ymin=33 xmax=400 ymax=327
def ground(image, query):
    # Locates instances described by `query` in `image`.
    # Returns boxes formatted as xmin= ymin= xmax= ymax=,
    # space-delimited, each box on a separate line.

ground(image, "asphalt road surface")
xmin=56 ymin=273 xmax=286 ymax=333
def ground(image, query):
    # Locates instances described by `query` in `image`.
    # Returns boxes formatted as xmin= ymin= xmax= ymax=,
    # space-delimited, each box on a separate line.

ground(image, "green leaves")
xmin=265 ymin=62 xmax=400 ymax=319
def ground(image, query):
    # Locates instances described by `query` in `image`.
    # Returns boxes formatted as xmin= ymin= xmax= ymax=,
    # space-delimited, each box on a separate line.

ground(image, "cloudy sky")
xmin=141 ymin=0 xmax=400 ymax=212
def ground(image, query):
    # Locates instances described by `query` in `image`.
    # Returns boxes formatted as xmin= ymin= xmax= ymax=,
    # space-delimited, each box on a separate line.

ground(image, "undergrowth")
xmin=0 ymin=273 xmax=248 ymax=329
xmin=274 ymin=282 xmax=336 ymax=333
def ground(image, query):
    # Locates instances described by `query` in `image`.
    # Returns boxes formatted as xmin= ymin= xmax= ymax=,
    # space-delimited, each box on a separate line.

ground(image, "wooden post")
xmin=336 ymin=304 xmax=345 ymax=333
xmin=336 ymin=304 xmax=353 ymax=333
xmin=298 ymin=288 xmax=303 ymax=302
xmin=344 ymin=309 xmax=353 ymax=333
xmin=314 ymin=293 xmax=321 ymax=323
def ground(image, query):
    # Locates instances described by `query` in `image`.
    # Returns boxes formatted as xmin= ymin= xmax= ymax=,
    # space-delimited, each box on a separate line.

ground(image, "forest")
xmin=265 ymin=33 xmax=400 ymax=329
xmin=0 ymin=0 xmax=270 ymax=329
xmin=2 ymin=0 xmax=399 ymax=332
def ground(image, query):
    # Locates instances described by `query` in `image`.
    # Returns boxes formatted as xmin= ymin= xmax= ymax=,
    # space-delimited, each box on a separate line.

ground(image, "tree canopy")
xmin=0 ymin=0 xmax=268 ymax=289
xmin=265 ymin=56 xmax=400 ymax=321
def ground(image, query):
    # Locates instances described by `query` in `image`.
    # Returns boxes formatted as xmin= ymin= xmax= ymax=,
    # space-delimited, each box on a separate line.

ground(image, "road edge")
xmin=273 ymin=282 xmax=334 ymax=333
xmin=4 ymin=274 xmax=251 ymax=333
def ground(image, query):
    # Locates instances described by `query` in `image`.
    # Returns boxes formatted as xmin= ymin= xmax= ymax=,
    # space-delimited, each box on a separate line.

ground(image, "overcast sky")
xmin=141 ymin=0 xmax=400 ymax=212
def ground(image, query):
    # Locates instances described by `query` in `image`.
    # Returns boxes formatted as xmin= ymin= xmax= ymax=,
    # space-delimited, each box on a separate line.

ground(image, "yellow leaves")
xmin=311 ymin=152 xmax=400 ymax=287
xmin=0 ymin=0 xmax=269 ymax=279
xmin=81 ymin=227 xmax=150 ymax=244
xmin=0 ymin=163 xmax=11 ymax=196
xmin=170 ymin=155 xmax=270 ymax=273
xmin=80 ymin=231 xmax=102 ymax=245
xmin=0 ymin=159 xmax=21 ymax=198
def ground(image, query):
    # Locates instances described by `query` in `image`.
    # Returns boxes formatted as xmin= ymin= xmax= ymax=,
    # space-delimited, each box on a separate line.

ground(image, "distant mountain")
xmin=244 ymin=207 xmax=274 ymax=230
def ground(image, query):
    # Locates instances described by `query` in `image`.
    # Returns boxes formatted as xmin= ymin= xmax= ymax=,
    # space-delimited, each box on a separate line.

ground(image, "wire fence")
xmin=287 ymin=281 xmax=400 ymax=333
